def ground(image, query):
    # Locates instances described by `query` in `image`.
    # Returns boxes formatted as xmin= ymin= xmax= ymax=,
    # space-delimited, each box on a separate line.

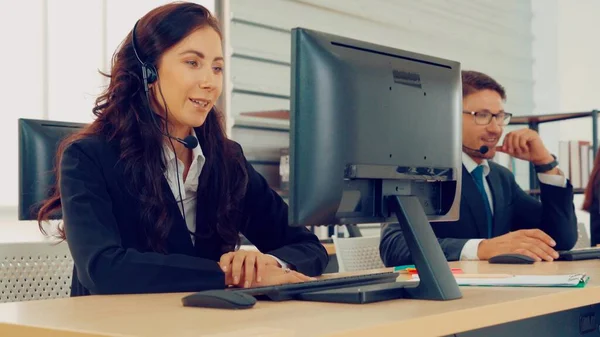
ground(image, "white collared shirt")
xmin=162 ymin=131 xmax=288 ymax=268
xmin=162 ymin=130 xmax=206 ymax=240
xmin=461 ymin=153 xmax=493 ymax=214
xmin=459 ymin=152 xmax=568 ymax=260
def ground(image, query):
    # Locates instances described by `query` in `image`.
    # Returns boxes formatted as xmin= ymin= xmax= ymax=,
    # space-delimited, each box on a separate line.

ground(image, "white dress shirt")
xmin=459 ymin=152 xmax=568 ymax=260
xmin=162 ymin=131 xmax=288 ymax=268
xmin=162 ymin=133 xmax=205 ymax=240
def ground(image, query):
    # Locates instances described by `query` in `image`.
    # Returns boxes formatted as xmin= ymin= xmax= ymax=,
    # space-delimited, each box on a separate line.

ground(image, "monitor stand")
xmin=298 ymin=195 xmax=462 ymax=303
xmin=345 ymin=224 xmax=362 ymax=237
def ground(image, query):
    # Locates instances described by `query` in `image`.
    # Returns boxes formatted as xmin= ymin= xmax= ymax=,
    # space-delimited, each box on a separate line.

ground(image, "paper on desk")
xmin=411 ymin=273 xmax=589 ymax=287
xmin=459 ymin=273 xmax=588 ymax=287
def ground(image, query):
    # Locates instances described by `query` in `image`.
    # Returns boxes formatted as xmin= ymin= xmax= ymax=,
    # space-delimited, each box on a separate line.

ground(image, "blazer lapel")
xmin=191 ymin=158 xmax=227 ymax=261
xmin=161 ymin=177 xmax=195 ymax=255
xmin=461 ymin=165 xmax=489 ymax=238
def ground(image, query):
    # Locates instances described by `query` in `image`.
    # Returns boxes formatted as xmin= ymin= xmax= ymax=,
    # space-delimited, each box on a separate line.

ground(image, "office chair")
xmin=573 ymin=222 xmax=591 ymax=249
xmin=332 ymin=235 xmax=385 ymax=273
xmin=0 ymin=242 xmax=73 ymax=303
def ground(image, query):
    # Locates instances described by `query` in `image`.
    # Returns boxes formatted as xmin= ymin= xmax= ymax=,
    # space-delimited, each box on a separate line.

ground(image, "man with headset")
xmin=379 ymin=70 xmax=578 ymax=266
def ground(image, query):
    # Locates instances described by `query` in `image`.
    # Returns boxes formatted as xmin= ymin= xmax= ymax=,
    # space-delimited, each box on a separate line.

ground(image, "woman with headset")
xmin=37 ymin=2 xmax=328 ymax=296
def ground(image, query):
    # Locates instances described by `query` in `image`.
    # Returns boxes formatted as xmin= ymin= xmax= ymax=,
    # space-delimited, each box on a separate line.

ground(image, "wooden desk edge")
xmin=2 ymin=262 xmax=600 ymax=337
xmin=240 ymin=243 xmax=336 ymax=255
xmin=326 ymin=285 xmax=600 ymax=337
xmin=323 ymin=243 xmax=336 ymax=255
xmin=0 ymin=322 xmax=120 ymax=337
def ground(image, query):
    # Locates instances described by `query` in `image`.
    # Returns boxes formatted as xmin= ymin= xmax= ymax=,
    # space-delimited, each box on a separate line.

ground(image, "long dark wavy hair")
xmin=37 ymin=2 xmax=248 ymax=253
xmin=583 ymin=147 xmax=600 ymax=212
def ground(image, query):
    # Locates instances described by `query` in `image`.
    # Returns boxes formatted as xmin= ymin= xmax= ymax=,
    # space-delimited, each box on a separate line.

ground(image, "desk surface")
xmin=240 ymin=243 xmax=335 ymax=256
xmin=1 ymin=260 xmax=599 ymax=337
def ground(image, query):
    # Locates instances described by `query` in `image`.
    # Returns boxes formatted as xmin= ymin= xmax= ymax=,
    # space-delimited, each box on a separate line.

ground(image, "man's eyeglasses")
xmin=463 ymin=111 xmax=513 ymax=126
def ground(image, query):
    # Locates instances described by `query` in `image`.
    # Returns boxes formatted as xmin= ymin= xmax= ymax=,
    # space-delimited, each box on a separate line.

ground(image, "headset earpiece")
xmin=132 ymin=20 xmax=157 ymax=88
xmin=142 ymin=63 xmax=157 ymax=85
xmin=146 ymin=64 xmax=157 ymax=84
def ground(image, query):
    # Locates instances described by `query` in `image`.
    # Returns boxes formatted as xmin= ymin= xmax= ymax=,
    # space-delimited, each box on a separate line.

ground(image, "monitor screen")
xmin=18 ymin=118 xmax=85 ymax=220
xmin=288 ymin=28 xmax=462 ymax=227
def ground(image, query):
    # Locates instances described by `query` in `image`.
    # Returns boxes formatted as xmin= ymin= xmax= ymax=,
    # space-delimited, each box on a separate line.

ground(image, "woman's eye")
xmin=186 ymin=60 xmax=198 ymax=67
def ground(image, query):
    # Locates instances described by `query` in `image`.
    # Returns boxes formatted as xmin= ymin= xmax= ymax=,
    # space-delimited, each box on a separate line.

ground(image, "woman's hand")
xmin=249 ymin=265 xmax=314 ymax=287
xmin=219 ymin=250 xmax=281 ymax=288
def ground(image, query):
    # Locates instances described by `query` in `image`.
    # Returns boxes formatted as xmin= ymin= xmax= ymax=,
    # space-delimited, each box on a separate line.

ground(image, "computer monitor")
xmin=289 ymin=28 xmax=462 ymax=301
xmin=18 ymin=118 xmax=85 ymax=220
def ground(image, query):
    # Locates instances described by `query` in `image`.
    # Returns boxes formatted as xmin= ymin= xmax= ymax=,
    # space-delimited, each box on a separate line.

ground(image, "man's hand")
xmin=219 ymin=250 xmax=281 ymax=288
xmin=496 ymin=128 xmax=554 ymax=166
xmin=477 ymin=229 xmax=559 ymax=262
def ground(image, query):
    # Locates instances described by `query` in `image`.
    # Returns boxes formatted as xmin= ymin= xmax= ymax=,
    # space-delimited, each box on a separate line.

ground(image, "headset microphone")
xmin=182 ymin=135 xmax=199 ymax=149
xmin=141 ymin=88 xmax=199 ymax=149
xmin=463 ymin=145 xmax=489 ymax=155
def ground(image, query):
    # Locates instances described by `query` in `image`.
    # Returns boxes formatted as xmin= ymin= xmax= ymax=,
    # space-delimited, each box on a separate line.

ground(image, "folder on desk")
xmin=441 ymin=273 xmax=590 ymax=288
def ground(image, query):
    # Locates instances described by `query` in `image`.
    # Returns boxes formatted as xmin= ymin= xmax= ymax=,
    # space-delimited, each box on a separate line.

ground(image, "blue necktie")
xmin=471 ymin=165 xmax=493 ymax=238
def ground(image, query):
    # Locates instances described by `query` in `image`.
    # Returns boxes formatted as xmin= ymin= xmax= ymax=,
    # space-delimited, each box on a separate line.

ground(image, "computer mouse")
xmin=488 ymin=253 xmax=535 ymax=264
xmin=181 ymin=290 xmax=257 ymax=310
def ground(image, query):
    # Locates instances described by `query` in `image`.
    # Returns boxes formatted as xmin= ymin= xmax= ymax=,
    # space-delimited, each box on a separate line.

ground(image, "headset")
xmin=463 ymin=145 xmax=489 ymax=155
xmin=131 ymin=20 xmax=198 ymax=149
xmin=131 ymin=20 xmax=197 ymax=230
xmin=131 ymin=21 xmax=158 ymax=90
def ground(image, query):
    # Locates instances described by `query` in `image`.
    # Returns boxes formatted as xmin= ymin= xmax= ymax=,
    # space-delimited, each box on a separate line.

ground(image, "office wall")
xmin=0 ymin=0 xmax=214 ymax=214
xmin=2 ymin=0 xmax=541 ymax=215
xmin=556 ymin=2 xmax=599 ymax=238
xmin=226 ymin=0 xmax=536 ymax=189
xmin=1 ymin=0 xmax=46 ymax=209
xmin=532 ymin=0 xmax=600 ymax=153
xmin=555 ymin=0 xmax=600 ymax=143
xmin=531 ymin=0 xmax=561 ymax=154
xmin=531 ymin=0 xmax=600 ymax=237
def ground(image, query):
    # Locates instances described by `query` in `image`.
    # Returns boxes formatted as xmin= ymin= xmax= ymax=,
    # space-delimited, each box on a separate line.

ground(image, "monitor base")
xmin=296 ymin=280 xmax=415 ymax=304
xmin=299 ymin=195 xmax=462 ymax=303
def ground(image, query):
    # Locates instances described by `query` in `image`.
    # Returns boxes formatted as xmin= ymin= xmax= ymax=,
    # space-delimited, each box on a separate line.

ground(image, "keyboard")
xmin=229 ymin=271 xmax=399 ymax=301
xmin=557 ymin=247 xmax=600 ymax=261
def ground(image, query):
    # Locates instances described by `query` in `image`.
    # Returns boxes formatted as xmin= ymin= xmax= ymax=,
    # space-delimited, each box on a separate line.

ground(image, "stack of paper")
xmin=452 ymin=273 xmax=589 ymax=288
xmin=409 ymin=273 xmax=589 ymax=287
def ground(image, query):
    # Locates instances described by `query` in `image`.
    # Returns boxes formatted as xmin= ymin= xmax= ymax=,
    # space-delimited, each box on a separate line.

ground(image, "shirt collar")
xmin=462 ymin=152 xmax=490 ymax=177
xmin=162 ymin=129 xmax=204 ymax=164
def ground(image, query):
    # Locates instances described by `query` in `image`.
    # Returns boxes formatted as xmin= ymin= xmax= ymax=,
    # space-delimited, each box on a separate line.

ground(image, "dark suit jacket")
xmin=60 ymin=134 xmax=328 ymax=296
xmin=380 ymin=162 xmax=578 ymax=266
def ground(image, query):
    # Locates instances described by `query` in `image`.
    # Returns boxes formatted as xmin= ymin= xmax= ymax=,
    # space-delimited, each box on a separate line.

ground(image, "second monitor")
xmin=288 ymin=28 xmax=463 ymax=301
xmin=18 ymin=118 xmax=85 ymax=220
xmin=288 ymin=29 xmax=462 ymax=227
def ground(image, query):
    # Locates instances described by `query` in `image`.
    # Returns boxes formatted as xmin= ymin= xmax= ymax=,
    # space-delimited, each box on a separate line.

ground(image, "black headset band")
xmin=131 ymin=20 xmax=146 ymax=65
